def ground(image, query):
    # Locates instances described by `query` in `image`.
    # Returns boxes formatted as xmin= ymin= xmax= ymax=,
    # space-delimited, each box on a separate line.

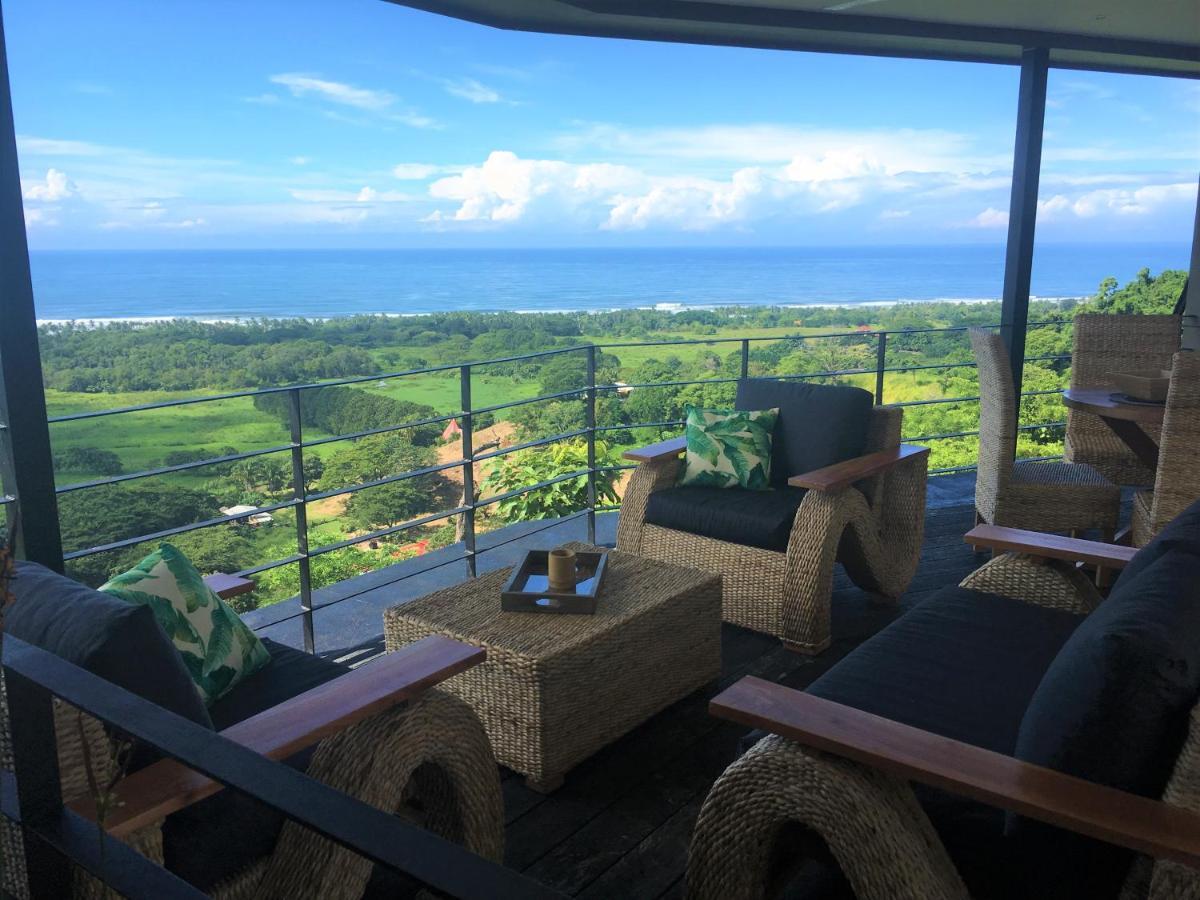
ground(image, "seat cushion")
xmin=163 ymin=639 xmax=348 ymax=890
xmin=767 ymin=586 xmax=1086 ymax=900
xmin=6 ymin=560 xmax=213 ymax=731
xmin=808 ymin=586 xmax=1084 ymax=754
xmin=644 ymin=484 xmax=808 ymax=551
xmin=735 ymin=378 xmax=873 ymax=486
xmin=100 ymin=542 xmax=271 ymax=705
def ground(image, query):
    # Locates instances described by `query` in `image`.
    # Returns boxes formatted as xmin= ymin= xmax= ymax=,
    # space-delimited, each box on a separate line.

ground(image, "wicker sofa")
xmin=687 ymin=500 xmax=1200 ymax=900
xmin=617 ymin=378 xmax=930 ymax=654
xmin=0 ymin=562 xmax=503 ymax=899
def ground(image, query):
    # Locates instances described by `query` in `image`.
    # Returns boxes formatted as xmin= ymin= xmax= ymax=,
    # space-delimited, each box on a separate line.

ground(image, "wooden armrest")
xmin=964 ymin=525 xmax=1137 ymax=570
xmin=787 ymin=444 xmax=929 ymax=492
xmin=203 ymin=573 xmax=255 ymax=600
xmin=712 ymin=676 xmax=1200 ymax=869
xmin=622 ymin=435 xmax=686 ymax=464
xmin=71 ymin=635 xmax=484 ymax=838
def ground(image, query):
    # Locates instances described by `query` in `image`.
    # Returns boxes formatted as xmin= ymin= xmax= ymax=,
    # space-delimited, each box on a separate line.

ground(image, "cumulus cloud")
xmin=1068 ymin=182 xmax=1194 ymax=218
xmin=289 ymin=186 xmax=414 ymax=204
xmin=968 ymin=207 xmax=1009 ymax=228
xmin=23 ymin=168 xmax=75 ymax=201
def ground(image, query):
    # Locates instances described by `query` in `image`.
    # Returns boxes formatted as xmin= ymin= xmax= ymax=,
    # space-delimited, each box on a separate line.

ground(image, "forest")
xmin=37 ymin=266 xmax=1186 ymax=610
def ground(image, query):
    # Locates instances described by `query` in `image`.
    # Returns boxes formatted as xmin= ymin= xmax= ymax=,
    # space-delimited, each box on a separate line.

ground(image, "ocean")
xmin=27 ymin=243 xmax=1191 ymax=322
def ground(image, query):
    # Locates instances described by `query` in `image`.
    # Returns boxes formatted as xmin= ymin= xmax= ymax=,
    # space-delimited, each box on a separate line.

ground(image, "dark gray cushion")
xmin=1115 ymin=497 xmax=1200 ymax=587
xmin=6 ymin=560 xmax=212 ymax=731
xmin=774 ymin=586 xmax=1090 ymax=900
xmin=1009 ymin=537 xmax=1200 ymax=894
xmin=164 ymin=639 xmax=347 ymax=890
xmin=644 ymin=484 xmax=808 ymax=551
xmin=735 ymin=378 xmax=873 ymax=485
xmin=808 ymin=586 xmax=1083 ymax=755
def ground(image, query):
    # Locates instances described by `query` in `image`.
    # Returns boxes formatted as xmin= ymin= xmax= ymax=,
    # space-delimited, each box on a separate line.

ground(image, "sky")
xmin=7 ymin=0 xmax=1199 ymax=250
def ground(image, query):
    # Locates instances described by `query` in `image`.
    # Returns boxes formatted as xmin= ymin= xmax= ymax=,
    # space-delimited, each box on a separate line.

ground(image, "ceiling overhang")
xmin=392 ymin=0 xmax=1200 ymax=78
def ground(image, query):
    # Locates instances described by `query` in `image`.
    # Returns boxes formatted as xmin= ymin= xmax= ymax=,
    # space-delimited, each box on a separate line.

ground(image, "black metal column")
xmin=999 ymin=46 xmax=1049 ymax=398
xmin=0 ymin=3 xmax=63 ymax=568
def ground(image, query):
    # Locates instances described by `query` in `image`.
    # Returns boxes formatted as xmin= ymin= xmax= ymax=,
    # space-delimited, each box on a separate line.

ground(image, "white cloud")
xmin=393 ymin=163 xmax=442 ymax=180
xmin=243 ymin=93 xmax=280 ymax=105
xmin=17 ymin=136 xmax=107 ymax=157
xmin=268 ymin=72 xmax=435 ymax=128
xmin=24 ymin=207 xmax=58 ymax=227
xmin=442 ymin=77 xmax=503 ymax=104
xmin=968 ymin=207 xmax=1009 ymax=228
xmin=23 ymin=168 xmax=75 ymax=201
xmin=289 ymin=156 xmax=311 ymax=166
xmin=270 ymin=73 xmax=395 ymax=111
xmin=289 ymin=186 xmax=414 ymax=204
xmin=879 ymin=209 xmax=911 ymax=220
xmin=1069 ymin=182 xmax=1195 ymax=218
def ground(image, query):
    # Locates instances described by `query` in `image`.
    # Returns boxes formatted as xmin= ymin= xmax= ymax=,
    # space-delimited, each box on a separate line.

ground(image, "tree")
xmin=482 ymin=440 xmax=622 ymax=524
xmin=230 ymin=456 xmax=292 ymax=494
xmin=344 ymin=481 xmax=431 ymax=531
xmin=53 ymin=446 xmax=124 ymax=476
xmin=320 ymin=433 xmax=433 ymax=490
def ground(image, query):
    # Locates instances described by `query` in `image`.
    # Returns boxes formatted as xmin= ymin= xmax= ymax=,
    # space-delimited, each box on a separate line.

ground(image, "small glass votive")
xmin=547 ymin=548 xmax=577 ymax=592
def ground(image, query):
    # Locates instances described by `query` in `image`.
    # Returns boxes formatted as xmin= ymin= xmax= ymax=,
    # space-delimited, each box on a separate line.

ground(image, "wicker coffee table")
xmin=384 ymin=543 xmax=722 ymax=792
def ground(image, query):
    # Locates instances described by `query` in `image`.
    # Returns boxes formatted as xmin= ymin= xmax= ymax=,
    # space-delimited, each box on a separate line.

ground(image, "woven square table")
xmin=383 ymin=542 xmax=722 ymax=792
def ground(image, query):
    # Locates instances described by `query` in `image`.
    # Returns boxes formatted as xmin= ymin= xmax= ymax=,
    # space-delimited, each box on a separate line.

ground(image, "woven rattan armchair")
xmin=970 ymin=328 xmax=1120 ymax=538
xmin=1065 ymin=313 xmax=1180 ymax=487
xmin=616 ymin=404 xmax=929 ymax=654
xmin=687 ymin=532 xmax=1200 ymax=900
xmin=1132 ymin=351 xmax=1200 ymax=547
xmin=1 ymin=577 xmax=504 ymax=900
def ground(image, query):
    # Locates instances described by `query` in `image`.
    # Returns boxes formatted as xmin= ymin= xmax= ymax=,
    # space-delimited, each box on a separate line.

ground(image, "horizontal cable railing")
xmin=35 ymin=321 xmax=1070 ymax=652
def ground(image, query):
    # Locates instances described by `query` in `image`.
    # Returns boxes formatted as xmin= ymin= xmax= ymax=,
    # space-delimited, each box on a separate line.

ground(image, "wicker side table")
xmin=384 ymin=543 xmax=722 ymax=792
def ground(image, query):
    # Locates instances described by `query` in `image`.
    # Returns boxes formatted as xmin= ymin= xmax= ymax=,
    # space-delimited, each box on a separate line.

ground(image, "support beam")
xmin=0 ymin=4 xmax=63 ymax=568
xmin=1182 ymin=178 xmax=1200 ymax=351
xmin=1000 ymin=46 xmax=1049 ymax=399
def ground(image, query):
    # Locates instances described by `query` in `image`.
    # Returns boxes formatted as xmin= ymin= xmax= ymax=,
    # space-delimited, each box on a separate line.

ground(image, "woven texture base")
xmin=384 ymin=543 xmax=722 ymax=788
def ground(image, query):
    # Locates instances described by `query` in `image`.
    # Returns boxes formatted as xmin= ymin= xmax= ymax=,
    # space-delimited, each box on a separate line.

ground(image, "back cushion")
xmin=1013 ymin=542 xmax=1200 ymax=805
xmin=735 ymin=379 xmax=874 ymax=484
xmin=1116 ymin=497 xmax=1200 ymax=586
xmin=6 ymin=561 xmax=213 ymax=730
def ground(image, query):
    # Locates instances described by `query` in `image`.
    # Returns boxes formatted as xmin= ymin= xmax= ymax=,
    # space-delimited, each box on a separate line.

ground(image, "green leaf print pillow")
xmin=100 ymin=543 xmax=270 ymax=705
xmin=679 ymin=405 xmax=778 ymax=491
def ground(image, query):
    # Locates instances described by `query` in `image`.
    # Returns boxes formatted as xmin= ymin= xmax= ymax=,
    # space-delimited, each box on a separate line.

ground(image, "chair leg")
xmin=970 ymin=509 xmax=983 ymax=553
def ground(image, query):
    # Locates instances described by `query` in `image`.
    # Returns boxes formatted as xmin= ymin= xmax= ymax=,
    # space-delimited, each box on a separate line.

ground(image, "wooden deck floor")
xmin=497 ymin=500 xmax=982 ymax=899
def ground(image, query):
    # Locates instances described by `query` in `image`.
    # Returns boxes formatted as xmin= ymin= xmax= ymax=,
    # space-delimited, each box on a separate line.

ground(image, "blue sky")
xmin=8 ymin=0 xmax=1199 ymax=249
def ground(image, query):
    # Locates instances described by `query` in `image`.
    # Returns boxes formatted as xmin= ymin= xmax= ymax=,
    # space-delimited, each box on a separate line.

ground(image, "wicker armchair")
xmin=1132 ymin=351 xmax=1200 ymax=547
xmin=1065 ymin=313 xmax=1180 ymax=487
xmin=687 ymin=531 xmax=1200 ymax=900
xmin=970 ymin=328 xmax=1120 ymax=538
xmin=617 ymin=402 xmax=929 ymax=654
xmin=1 ymin=576 xmax=504 ymax=900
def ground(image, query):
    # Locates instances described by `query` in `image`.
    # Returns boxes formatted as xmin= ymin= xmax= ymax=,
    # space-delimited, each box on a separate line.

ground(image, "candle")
xmin=547 ymin=548 xmax=577 ymax=592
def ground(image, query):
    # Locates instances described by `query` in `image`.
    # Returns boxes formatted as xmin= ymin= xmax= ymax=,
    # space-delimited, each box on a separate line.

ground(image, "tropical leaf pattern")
xmin=679 ymin=405 xmax=778 ymax=490
xmin=100 ymin=542 xmax=270 ymax=704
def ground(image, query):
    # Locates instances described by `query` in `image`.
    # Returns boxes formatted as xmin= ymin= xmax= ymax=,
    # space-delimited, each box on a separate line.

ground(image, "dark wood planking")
xmin=202 ymin=572 xmax=256 ymax=600
xmin=787 ymin=444 xmax=929 ymax=492
xmin=71 ymin=635 xmax=484 ymax=837
xmin=964 ymin=525 xmax=1137 ymax=568
xmin=711 ymin=677 xmax=1200 ymax=870
xmin=622 ymin=436 xmax=685 ymax=463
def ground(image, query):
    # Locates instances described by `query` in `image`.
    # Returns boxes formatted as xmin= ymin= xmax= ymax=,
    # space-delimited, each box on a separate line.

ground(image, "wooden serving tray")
xmin=501 ymin=549 xmax=609 ymax=614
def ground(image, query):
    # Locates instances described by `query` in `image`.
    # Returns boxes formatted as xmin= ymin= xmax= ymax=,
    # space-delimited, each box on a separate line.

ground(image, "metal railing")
xmin=28 ymin=321 xmax=1070 ymax=653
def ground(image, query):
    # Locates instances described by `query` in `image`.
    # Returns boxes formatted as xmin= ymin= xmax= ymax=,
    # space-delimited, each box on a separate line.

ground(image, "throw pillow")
xmin=101 ymin=543 xmax=271 ymax=705
xmin=679 ymin=405 xmax=778 ymax=490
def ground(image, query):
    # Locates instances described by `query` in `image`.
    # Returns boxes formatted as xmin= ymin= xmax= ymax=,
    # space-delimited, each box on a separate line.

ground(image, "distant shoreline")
xmin=36 ymin=295 xmax=1092 ymax=327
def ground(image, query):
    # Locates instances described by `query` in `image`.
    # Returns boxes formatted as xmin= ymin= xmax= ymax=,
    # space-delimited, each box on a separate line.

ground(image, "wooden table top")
xmin=1062 ymin=387 xmax=1166 ymax=424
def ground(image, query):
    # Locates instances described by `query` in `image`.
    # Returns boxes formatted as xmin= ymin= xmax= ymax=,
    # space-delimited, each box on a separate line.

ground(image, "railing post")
xmin=460 ymin=365 xmax=476 ymax=579
xmin=5 ymin=666 xmax=70 ymax=897
xmin=874 ymin=331 xmax=888 ymax=405
xmin=586 ymin=345 xmax=597 ymax=545
xmin=287 ymin=388 xmax=314 ymax=654
xmin=740 ymin=339 xmax=750 ymax=380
